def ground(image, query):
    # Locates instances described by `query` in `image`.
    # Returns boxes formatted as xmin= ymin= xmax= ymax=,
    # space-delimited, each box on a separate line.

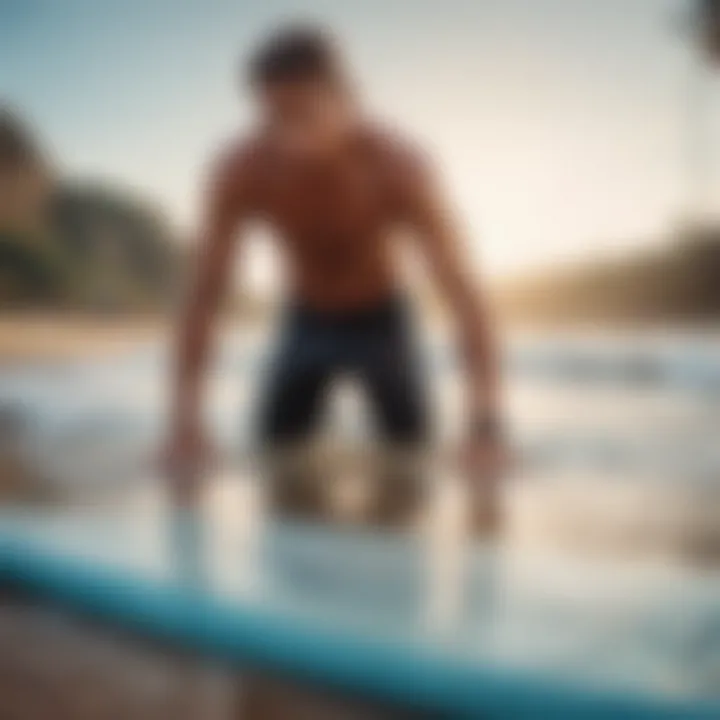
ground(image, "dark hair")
xmin=247 ymin=25 xmax=343 ymax=88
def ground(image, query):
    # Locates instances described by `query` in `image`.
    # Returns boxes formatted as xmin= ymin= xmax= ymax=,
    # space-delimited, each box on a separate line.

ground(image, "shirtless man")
xmin=164 ymin=25 xmax=505 ymax=524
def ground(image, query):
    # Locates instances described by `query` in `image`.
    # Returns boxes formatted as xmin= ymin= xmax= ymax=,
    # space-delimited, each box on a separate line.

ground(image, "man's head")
xmin=246 ymin=25 xmax=357 ymax=157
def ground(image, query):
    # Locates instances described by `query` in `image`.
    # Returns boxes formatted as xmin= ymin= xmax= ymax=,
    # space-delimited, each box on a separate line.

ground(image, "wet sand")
xmin=0 ymin=592 xmax=407 ymax=720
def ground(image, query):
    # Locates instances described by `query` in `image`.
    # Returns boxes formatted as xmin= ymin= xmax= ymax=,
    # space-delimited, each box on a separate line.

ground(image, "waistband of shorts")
xmin=288 ymin=292 xmax=408 ymax=329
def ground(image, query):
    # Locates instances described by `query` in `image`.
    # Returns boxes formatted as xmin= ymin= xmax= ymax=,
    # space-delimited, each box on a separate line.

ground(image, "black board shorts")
xmin=256 ymin=294 xmax=430 ymax=446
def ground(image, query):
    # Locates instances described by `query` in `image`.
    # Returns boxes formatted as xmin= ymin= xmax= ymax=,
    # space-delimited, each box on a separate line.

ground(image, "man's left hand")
xmin=458 ymin=430 xmax=509 ymax=535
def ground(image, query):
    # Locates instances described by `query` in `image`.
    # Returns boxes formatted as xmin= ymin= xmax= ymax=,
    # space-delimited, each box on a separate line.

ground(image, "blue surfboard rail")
xmin=1 ymin=527 xmax=719 ymax=720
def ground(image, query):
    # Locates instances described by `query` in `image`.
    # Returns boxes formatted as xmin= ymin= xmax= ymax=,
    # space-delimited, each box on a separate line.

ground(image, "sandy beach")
xmin=0 ymin=314 xmax=170 ymax=366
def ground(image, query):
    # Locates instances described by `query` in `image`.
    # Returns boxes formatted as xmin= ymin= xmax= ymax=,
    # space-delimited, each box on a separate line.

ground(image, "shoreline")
xmin=0 ymin=314 xmax=169 ymax=366
xmin=3 ymin=312 xmax=720 ymax=366
xmin=0 ymin=313 xmax=273 ymax=366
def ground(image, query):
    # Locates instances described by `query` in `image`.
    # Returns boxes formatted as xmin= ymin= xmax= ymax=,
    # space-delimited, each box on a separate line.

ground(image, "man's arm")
xmin=166 ymin=149 xmax=250 ymax=500
xmin=402 ymin=152 xmax=502 ymax=436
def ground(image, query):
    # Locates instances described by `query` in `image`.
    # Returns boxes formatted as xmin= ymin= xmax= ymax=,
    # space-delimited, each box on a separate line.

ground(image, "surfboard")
xmin=0 ymin=496 xmax=719 ymax=718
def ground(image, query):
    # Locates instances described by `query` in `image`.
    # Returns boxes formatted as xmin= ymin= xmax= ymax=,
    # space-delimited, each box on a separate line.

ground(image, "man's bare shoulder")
xmin=359 ymin=123 xmax=435 ymax=215
xmin=359 ymin=122 xmax=432 ymax=178
xmin=206 ymin=133 xmax=273 ymax=208
xmin=210 ymin=134 xmax=270 ymax=184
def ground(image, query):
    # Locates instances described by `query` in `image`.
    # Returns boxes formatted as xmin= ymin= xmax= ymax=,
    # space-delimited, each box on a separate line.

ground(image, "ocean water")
xmin=2 ymin=327 xmax=720 ymax=494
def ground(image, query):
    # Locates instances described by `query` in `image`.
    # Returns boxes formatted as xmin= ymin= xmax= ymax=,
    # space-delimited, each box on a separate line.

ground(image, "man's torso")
xmin=233 ymin=125 xmax=419 ymax=313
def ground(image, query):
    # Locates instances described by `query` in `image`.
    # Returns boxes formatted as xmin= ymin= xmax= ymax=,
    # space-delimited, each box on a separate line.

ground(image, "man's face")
xmin=258 ymin=80 xmax=353 ymax=158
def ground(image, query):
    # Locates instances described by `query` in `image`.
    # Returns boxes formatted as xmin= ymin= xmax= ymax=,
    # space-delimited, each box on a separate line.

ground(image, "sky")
xmin=1 ymin=0 xmax=719 ymax=281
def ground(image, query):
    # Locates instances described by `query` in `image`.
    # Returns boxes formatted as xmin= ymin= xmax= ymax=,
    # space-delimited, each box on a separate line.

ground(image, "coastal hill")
xmin=497 ymin=225 xmax=720 ymax=325
xmin=0 ymin=107 xmax=179 ymax=312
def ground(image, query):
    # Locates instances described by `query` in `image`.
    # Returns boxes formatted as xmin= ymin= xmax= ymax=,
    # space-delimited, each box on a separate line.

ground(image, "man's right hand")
xmin=160 ymin=424 xmax=212 ymax=506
